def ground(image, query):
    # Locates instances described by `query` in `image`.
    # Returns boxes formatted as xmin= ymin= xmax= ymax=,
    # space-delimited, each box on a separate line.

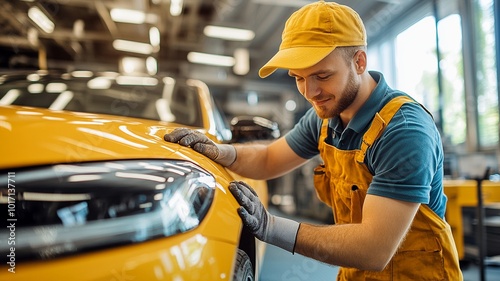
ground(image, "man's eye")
xmin=317 ymin=75 xmax=330 ymax=80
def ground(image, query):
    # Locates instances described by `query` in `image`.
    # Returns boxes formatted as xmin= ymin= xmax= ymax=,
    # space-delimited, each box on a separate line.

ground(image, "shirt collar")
xmin=328 ymin=71 xmax=388 ymax=134
xmin=345 ymin=71 xmax=388 ymax=133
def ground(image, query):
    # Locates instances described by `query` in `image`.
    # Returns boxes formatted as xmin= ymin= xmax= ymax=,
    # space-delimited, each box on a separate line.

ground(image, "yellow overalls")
xmin=313 ymin=96 xmax=463 ymax=280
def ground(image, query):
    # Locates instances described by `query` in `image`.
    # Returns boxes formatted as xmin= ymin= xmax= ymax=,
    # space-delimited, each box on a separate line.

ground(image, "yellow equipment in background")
xmin=444 ymin=179 xmax=500 ymax=261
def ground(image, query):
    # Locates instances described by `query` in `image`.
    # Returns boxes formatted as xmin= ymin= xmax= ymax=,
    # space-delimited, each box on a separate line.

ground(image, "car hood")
xmin=0 ymin=105 xmax=219 ymax=170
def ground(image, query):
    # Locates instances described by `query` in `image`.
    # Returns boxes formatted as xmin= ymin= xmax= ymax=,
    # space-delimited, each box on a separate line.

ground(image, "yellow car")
xmin=0 ymin=71 xmax=269 ymax=280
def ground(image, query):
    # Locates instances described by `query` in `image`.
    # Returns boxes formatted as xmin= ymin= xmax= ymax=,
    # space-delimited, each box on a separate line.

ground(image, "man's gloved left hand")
xmin=229 ymin=181 xmax=300 ymax=253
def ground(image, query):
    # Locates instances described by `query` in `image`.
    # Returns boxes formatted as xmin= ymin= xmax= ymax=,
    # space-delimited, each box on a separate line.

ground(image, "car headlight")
xmin=0 ymin=159 xmax=215 ymax=261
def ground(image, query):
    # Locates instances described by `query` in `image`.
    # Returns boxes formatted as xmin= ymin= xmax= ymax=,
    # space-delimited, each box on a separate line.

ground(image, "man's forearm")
xmin=294 ymin=196 xmax=419 ymax=271
xmin=227 ymin=138 xmax=307 ymax=180
xmin=227 ymin=144 xmax=272 ymax=179
xmin=294 ymin=223 xmax=392 ymax=271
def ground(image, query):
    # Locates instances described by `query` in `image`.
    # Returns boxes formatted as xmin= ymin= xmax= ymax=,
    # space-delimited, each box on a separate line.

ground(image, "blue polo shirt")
xmin=285 ymin=71 xmax=447 ymax=218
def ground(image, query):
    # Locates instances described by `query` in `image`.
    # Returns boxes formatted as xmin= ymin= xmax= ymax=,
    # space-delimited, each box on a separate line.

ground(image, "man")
xmin=164 ymin=1 xmax=462 ymax=279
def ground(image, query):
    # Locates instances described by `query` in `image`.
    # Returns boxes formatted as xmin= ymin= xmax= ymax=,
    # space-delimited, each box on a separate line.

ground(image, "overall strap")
xmin=355 ymin=95 xmax=417 ymax=163
xmin=318 ymin=117 xmax=329 ymax=150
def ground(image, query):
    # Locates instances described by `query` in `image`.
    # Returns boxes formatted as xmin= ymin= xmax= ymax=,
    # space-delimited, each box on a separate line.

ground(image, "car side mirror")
xmin=230 ymin=116 xmax=280 ymax=143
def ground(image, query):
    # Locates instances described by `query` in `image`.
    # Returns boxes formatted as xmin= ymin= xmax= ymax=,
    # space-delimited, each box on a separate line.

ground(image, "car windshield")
xmin=0 ymin=73 xmax=204 ymax=128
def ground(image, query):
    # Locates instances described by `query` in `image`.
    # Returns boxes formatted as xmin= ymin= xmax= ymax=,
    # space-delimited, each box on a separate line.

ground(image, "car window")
xmin=0 ymin=75 xmax=204 ymax=128
xmin=212 ymin=97 xmax=232 ymax=142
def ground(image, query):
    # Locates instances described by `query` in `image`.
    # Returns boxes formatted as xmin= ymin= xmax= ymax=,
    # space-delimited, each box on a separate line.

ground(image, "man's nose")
xmin=303 ymin=80 xmax=320 ymax=100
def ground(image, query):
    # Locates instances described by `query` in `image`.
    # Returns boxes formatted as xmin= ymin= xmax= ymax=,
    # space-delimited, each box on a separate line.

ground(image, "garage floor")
xmin=259 ymin=206 xmax=500 ymax=281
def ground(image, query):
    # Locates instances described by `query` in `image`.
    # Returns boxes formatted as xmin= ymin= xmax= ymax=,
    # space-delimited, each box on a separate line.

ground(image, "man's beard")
xmin=314 ymin=70 xmax=359 ymax=119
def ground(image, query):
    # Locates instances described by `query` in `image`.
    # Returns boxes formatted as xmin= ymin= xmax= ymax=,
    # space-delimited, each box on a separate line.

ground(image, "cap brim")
xmin=259 ymin=46 xmax=336 ymax=78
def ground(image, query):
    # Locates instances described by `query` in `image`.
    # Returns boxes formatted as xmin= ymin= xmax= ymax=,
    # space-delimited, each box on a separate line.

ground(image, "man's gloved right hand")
xmin=164 ymin=128 xmax=236 ymax=167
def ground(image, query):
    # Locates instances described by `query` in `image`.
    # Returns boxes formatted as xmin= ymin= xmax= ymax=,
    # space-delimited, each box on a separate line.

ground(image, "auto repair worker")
xmin=164 ymin=0 xmax=463 ymax=279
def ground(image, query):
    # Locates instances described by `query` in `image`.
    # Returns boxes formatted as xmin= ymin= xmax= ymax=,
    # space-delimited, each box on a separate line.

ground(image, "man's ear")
xmin=353 ymin=50 xmax=367 ymax=74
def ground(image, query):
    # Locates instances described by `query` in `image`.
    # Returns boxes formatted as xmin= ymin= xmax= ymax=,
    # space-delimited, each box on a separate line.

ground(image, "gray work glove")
xmin=164 ymin=128 xmax=236 ymax=167
xmin=229 ymin=181 xmax=300 ymax=253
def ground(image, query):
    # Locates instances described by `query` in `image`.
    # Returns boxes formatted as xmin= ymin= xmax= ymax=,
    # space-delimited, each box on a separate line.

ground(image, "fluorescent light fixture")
xmin=110 ymin=8 xmax=145 ymax=24
xmin=71 ymin=70 xmax=93 ymax=78
xmin=146 ymin=56 xmax=158 ymax=75
xmin=27 ymin=28 xmax=38 ymax=47
xmin=233 ymin=48 xmax=250 ymax=75
xmin=110 ymin=8 xmax=158 ymax=24
xmin=98 ymin=71 xmax=119 ymax=78
xmin=28 ymin=83 xmax=44 ymax=94
xmin=27 ymin=73 xmax=40 ymax=81
xmin=116 ymin=76 xmax=158 ymax=86
xmin=170 ymin=0 xmax=183 ymax=16
xmin=113 ymin=39 xmax=153 ymax=55
xmin=87 ymin=77 xmax=112 ymax=89
xmin=119 ymin=56 xmax=157 ymax=75
xmin=149 ymin=26 xmax=160 ymax=49
xmin=73 ymin=19 xmax=85 ymax=38
xmin=187 ymin=52 xmax=235 ymax=67
xmin=61 ymin=73 xmax=71 ymax=80
xmin=204 ymin=25 xmax=255 ymax=41
xmin=46 ymin=82 xmax=67 ymax=93
xmin=28 ymin=6 xmax=55 ymax=34
xmin=121 ymin=57 xmax=145 ymax=74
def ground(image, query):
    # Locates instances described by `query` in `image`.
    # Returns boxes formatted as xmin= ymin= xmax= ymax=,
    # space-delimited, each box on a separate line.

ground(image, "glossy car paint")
xmin=0 ymin=105 xmax=267 ymax=280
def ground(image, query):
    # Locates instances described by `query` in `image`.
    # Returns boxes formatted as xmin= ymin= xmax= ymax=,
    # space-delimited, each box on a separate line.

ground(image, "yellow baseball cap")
xmin=259 ymin=1 xmax=367 ymax=78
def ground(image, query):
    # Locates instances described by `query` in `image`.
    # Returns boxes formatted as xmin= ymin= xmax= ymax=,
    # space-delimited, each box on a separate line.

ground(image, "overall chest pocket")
xmin=313 ymin=161 xmax=369 ymax=224
xmin=313 ymin=164 xmax=333 ymax=207
xmin=349 ymin=184 xmax=366 ymax=223
xmin=328 ymin=180 xmax=368 ymax=224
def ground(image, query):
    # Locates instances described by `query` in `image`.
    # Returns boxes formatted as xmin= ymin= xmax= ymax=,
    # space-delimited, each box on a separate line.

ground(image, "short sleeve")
xmin=366 ymin=103 xmax=443 ymax=205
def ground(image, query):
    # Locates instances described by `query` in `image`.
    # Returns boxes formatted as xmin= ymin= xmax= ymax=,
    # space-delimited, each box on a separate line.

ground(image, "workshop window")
xmin=475 ymin=0 xmax=498 ymax=148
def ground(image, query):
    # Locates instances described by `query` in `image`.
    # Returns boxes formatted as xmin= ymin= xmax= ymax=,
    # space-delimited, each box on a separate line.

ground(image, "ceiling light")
xmin=98 ymin=71 xmax=119 ymax=78
xmin=204 ymin=25 xmax=255 ymax=41
xmin=28 ymin=6 xmax=55 ymax=34
xmin=110 ymin=8 xmax=146 ymax=24
xmin=120 ymin=57 xmax=145 ymax=74
xmin=170 ymin=0 xmax=183 ymax=16
xmin=27 ymin=73 xmax=40 ymax=81
xmin=116 ymin=76 xmax=158 ymax=86
xmin=73 ymin=19 xmax=85 ymax=38
xmin=71 ymin=70 xmax=93 ymax=78
xmin=28 ymin=83 xmax=44 ymax=94
xmin=87 ymin=77 xmax=112 ymax=90
xmin=233 ymin=48 xmax=250 ymax=75
xmin=110 ymin=8 xmax=158 ymax=24
xmin=146 ymin=57 xmax=158 ymax=75
xmin=46 ymin=82 xmax=67 ymax=93
xmin=113 ymin=40 xmax=153 ymax=55
xmin=285 ymin=100 xmax=297 ymax=111
xmin=27 ymin=28 xmax=38 ymax=47
xmin=187 ymin=52 xmax=235 ymax=67
xmin=247 ymin=91 xmax=258 ymax=106
xmin=149 ymin=27 xmax=160 ymax=50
